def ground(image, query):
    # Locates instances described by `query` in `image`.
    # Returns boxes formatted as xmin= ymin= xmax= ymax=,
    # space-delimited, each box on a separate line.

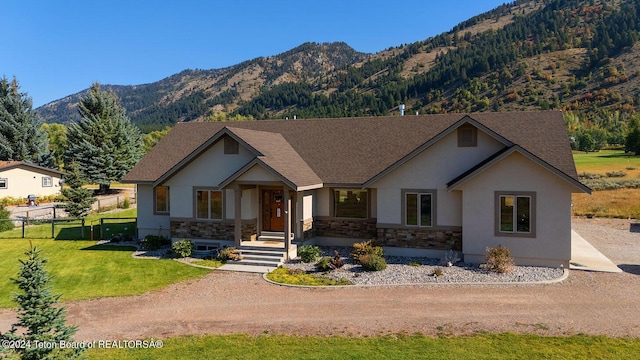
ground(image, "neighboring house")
xmin=0 ymin=161 xmax=64 ymax=200
xmin=122 ymin=111 xmax=590 ymax=267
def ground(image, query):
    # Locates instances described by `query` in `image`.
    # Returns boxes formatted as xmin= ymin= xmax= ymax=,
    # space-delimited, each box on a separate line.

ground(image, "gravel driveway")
xmin=0 ymin=218 xmax=638 ymax=341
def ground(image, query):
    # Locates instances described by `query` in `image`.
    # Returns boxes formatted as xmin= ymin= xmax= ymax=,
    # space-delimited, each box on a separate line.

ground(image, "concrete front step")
xmin=217 ymin=263 xmax=277 ymax=273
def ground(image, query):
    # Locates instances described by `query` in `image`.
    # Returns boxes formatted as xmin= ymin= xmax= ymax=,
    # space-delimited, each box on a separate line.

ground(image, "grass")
xmin=0 ymin=209 xmax=211 ymax=308
xmin=266 ymin=267 xmax=353 ymax=286
xmin=572 ymin=150 xmax=640 ymax=219
xmin=85 ymin=333 xmax=640 ymax=360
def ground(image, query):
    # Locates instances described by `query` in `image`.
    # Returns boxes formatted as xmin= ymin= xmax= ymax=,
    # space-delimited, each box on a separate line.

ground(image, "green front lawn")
xmin=85 ymin=333 xmax=640 ymax=360
xmin=0 ymin=209 xmax=211 ymax=308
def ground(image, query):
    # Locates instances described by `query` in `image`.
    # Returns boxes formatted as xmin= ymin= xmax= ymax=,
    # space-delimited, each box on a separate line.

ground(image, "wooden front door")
xmin=262 ymin=190 xmax=285 ymax=231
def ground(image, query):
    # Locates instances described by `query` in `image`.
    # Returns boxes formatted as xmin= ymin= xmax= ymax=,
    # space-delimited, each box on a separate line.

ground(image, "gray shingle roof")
xmin=122 ymin=111 xmax=580 ymax=187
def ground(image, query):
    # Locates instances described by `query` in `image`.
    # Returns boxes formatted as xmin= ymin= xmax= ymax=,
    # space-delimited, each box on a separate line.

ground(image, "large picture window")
xmin=333 ymin=189 xmax=367 ymax=218
xmin=405 ymin=192 xmax=433 ymax=227
xmin=155 ymin=186 xmax=170 ymax=214
xmin=496 ymin=192 xmax=536 ymax=236
xmin=196 ymin=190 xmax=223 ymax=220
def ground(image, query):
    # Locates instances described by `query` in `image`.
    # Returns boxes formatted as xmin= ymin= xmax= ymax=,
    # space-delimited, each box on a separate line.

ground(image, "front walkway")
xmin=570 ymin=229 xmax=622 ymax=273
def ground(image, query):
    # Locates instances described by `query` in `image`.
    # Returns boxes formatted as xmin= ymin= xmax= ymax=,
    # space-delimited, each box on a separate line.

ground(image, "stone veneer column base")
xmin=376 ymin=227 xmax=462 ymax=251
xmin=171 ymin=220 xmax=257 ymax=241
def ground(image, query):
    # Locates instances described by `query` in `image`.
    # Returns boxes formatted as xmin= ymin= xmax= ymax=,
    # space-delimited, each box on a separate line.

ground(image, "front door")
xmin=262 ymin=190 xmax=284 ymax=232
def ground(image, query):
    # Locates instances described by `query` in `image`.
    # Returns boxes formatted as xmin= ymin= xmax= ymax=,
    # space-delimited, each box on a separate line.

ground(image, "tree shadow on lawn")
xmin=618 ymin=264 xmax=640 ymax=276
xmin=80 ymin=244 xmax=137 ymax=252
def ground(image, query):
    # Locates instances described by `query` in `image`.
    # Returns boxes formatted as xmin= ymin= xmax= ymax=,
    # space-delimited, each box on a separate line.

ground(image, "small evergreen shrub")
xmin=483 ymin=245 xmax=515 ymax=273
xmin=0 ymin=204 xmax=14 ymax=232
xmin=218 ymin=246 xmax=242 ymax=261
xmin=359 ymin=254 xmax=387 ymax=272
xmin=432 ymin=267 xmax=444 ymax=277
xmin=440 ymin=250 xmax=461 ymax=267
xmin=298 ymin=245 xmax=322 ymax=263
xmin=140 ymin=234 xmax=170 ymax=250
xmin=315 ymin=257 xmax=331 ymax=272
xmin=351 ymin=240 xmax=384 ymax=265
xmin=172 ymin=239 xmax=194 ymax=258
xmin=121 ymin=197 xmax=131 ymax=209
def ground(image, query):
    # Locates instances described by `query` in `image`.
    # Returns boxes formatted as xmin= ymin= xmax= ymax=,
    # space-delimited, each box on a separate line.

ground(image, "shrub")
xmin=172 ymin=239 xmax=194 ymax=258
xmin=0 ymin=204 xmax=13 ymax=232
xmin=432 ymin=267 xmax=444 ymax=277
xmin=140 ymin=234 xmax=170 ymax=250
xmin=359 ymin=254 xmax=387 ymax=272
xmin=483 ymin=245 xmax=514 ymax=273
xmin=578 ymin=172 xmax=602 ymax=180
xmin=330 ymin=250 xmax=344 ymax=269
xmin=351 ymin=240 xmax=384 ymax=265
xmin=606 ymin=171 xmax=627 ymax=178
xmin=315 ymin=257 xmax=331 ymax=271
xmin=121 ymin=197 xmax=131 ymax=209
xmin=626 ymin=167 xmax=636 ymax=171
xmin=440 ymin=250 xmax=461 ymax=267
xmin=298 ymin=245 xmax=322 ymax=263
xmin=218 ymin=246 xmax=242 ymax=261
xmin=409 ymin=261 xmax=422 ymax=267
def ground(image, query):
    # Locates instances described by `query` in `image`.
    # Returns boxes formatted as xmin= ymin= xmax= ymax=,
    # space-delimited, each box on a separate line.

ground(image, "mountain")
xmin=37 ymin=0 xmax=640 ymax=137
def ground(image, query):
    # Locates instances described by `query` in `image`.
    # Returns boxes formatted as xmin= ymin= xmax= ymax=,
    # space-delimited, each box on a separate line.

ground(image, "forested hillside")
xmin=37 ymin=0 xmax=640 ymax=146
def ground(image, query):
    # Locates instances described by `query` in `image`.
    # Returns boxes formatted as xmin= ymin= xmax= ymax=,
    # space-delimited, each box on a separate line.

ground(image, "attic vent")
xmin=224 ymin=136 xmax=239 ymax=154
xmin=457 ymin=124 xmax=477 ymax=147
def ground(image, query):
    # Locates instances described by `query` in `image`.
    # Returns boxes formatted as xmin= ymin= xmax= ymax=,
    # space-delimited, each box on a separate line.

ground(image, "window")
xmin=224 ymin=136 xmax=239 ymax=154
xmin=196 ymin=190 xmax=223 ymax=220
xmin=458 ymin=124 xmax=477 ymax=147
xmin=496 ymin=192 xmax=536 ymax=236
xmin=333 ymin=189 xmax=367 ymax=218
xmin=155 ymin=186 xmax=170 ymax=214
xmin=405 ymin=192 xmax=433 ymax=227
xmin=0 ymin=178 xmax=6 ymax=189
xmin=42 ymin=177 xmax=53 ymax=187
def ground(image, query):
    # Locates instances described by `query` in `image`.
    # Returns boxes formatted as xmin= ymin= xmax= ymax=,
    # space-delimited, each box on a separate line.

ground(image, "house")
xmin=122 ymin=111 xmax=590 ymax=268
xmin=0 ymin=161 xmax=64 ymax=201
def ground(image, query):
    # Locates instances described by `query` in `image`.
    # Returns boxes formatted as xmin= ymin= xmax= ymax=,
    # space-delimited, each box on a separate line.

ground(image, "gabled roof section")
xmin=447 ymin=145 xmax=591 ymax=194
xmin=123 ymin=111 xmax=582 ymax=189
xmin=0 ymin=161 xmax=65 ymax=176
xmin=362 ymin=115 xmax=513 ymax=187
xmin=220 ymin=127 xmax=322 ymax=191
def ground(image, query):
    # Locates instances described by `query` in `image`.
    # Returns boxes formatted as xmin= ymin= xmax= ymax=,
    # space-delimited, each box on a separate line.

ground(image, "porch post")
xmin=234 ymin=186 xmax=242 ymax=248
xmin=283 ymin=186 xmax=291 ymax=260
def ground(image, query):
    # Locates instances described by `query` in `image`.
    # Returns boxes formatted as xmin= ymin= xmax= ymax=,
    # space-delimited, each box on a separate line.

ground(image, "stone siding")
xmin=315 ymin=218 xmax=377 ymax=239
xmin=171 ymin=220 xmax=257 ymax=241
xmin=376 ymin=227 xmax=462 ymax=251
xmin=302 ymin=218 xmax=315 ymax=240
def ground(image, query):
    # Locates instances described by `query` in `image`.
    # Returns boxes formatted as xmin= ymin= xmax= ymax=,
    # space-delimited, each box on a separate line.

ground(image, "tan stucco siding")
xmin=165 ymin=140 xmax=254 ymax=187
xmin=136 ymin=184 xmax=171 ymax=238
xmin=303 ymin=192 xmax=313 ymax=220
xmin=374 ymin=129 xmax=504 ymax=226
xmin=457 ymin=152 xmax=574 ymax=267
xmin=0 ymin=167 xmax=62 ymax=199
xmin=316 ymin=187 xmax=331 ymax=217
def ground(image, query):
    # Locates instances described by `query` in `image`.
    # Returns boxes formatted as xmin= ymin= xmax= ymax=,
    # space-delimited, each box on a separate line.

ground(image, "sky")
xmin=2 ymin=0 xmax=508 ymax=108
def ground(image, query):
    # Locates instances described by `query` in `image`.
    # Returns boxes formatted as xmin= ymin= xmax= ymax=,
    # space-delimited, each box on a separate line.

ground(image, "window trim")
xmin=457 ymin=124 xmax=478 ymax=147
xmin=401 ymin=189 xmax=437 ymax=227
xmin=0 ymin=178 xmax=6 ymax=189
xmin=154 ymin=186 xmax=170 ymax=215
xmin=332 ymin=188 xmax=369 ymax=219
xmin=194 ymin=188 xmax=224 ymax=221
xmin=42 ymin=176 xmax=53 ymax=187
xmin=494 ymin=191 xmax=536 ymax=238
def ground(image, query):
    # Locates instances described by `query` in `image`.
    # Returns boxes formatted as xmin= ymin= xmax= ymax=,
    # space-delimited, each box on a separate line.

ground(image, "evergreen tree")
xmin=65 ymin=83 xmax=143 ymax=193
xmin=0 ymin=76 xmax=53 ymax=167
xmin=0 ymin=204 xmax=13 ymax=232
xmin=61 ymin=162 xmax=95 ymax=218
xmin=0 ymin=244 xmax=83 ymax=360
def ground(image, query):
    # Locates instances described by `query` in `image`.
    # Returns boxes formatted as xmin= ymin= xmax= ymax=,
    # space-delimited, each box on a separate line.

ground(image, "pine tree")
xmin=0 ymin=243 xmax=83 ymax=360
xmin=65 ymin=83 xmax=143 ymax=193
xmin=0 ymin=76 xmax=53 ymax=167
xmin=61 ymin=162 xmax=95 ymax=218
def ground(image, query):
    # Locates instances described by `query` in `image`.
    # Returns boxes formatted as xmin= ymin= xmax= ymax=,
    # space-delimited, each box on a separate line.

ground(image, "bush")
xmin=140 ymin=234 xmax=170 ymax=250
xmin=605 ymin=171 xmax=627 ymax=178
xmin=432 ymin=267 xmax=444 ymax=277
xmin=0 ymin=204 xmax=13 ymax=232
xmin=172 ymin=239 xmax=194 ymax=258
xmin=359 ymin=254 xmax=387 ymax=272
xmin=579 ymin=172 xmax=603 ymax=180
xmin=121 ymin=197 xmax=131 ymax=209
xmin=330 ymin=250 xmax=344 ymax=269
xmin=315 ymin=257 xmax=331 ymax=272
xmin=298 ymin=245 xmax=322 ymax=263
xmin=218 ymin=246 xmax=242 ymax=261
xmin=483 ymin=245 xmax=514 ymax=273
xmin=351 ymin=240 xmax=384 ymax=265
xmin=440 ymin=250 xmax=461 ymax=267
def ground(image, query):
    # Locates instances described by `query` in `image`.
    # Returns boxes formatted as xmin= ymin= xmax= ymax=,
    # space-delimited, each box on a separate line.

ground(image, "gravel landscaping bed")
xmin=284 ymin=247 xmax=564 ymax=285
